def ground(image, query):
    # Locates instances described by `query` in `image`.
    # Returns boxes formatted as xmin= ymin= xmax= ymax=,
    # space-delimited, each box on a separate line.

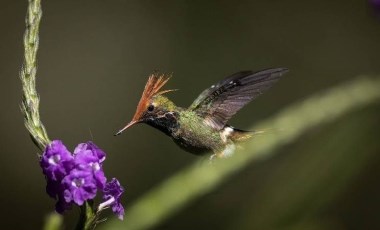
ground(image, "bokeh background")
xmin=1 ymin=1 xmax=380 ymax=229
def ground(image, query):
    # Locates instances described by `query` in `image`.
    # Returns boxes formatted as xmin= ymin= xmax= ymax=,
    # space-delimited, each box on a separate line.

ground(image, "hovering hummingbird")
xmin=115 ymin=68 xmax=288 ymax=159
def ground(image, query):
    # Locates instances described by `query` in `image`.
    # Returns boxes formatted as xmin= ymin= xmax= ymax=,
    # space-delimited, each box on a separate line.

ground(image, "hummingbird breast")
xmin=171 ymin=110 xmax=225 ymax=155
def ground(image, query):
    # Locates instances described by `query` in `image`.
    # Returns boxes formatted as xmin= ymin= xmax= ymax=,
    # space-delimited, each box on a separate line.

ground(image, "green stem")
xmin=20 ymin=0 xmax=50 ymax=151
xmin=100 ymin=76 xmax=380 ymax=230
xmin=76 ymin=201 xmax=98 ymax=230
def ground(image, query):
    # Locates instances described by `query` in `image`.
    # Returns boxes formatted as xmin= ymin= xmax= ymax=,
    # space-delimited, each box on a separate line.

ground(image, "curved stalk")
xmin=101 ymin=77 xmax=380 ymax=230
xmin=20 ymin=0 xmax=50 ymax=151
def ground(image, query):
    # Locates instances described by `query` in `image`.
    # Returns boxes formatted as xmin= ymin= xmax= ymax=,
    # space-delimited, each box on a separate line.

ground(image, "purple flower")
xmin=74 ymin=142 xmax=107 ymax=189
xmin=40 ymin=140 xmax=74 ymax=181
xmin=55 ymin=194 xmax=72 ymax=214
xmin=40 ymin=140 xmax=124 ymax=219
xmin=62 ymin=169 xmax=98 ymax=206
xmin=100 ymin=178 xmax=125 ymax=220
xmin=46 ymin=179 xmax=61 ymax=198
xmin=74 ymin=141 xmax=106 ymax=164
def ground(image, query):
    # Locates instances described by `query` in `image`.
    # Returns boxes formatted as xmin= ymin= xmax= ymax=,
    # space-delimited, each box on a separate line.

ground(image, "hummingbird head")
xmin=115 ymin=73 xmax=176 ymax=136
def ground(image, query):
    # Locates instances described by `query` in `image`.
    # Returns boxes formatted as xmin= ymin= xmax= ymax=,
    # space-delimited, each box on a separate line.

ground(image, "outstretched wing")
xmin=189 ymin=68 xmax=288 ymax=130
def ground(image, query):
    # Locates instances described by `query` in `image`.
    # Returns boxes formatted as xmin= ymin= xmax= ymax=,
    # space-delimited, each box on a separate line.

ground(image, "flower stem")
xmin=20 ymin=0 xmax=50 ymax=152
xmin=76 ymin=201 xmax=98 ymax=230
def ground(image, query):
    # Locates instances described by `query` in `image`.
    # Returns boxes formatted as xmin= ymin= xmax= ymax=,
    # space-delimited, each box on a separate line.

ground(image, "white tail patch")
xmin=220 ymin=126 xmax=234 ymax=143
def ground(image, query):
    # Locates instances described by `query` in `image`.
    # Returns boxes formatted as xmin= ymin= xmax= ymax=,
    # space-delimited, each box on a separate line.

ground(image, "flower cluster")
xmin=40 ymin=140 xmax=124 ymax=219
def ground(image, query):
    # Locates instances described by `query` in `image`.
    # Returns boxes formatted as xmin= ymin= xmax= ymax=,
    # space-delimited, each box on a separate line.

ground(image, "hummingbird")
xmin=115 ymin=68 xmax=288 ymax=159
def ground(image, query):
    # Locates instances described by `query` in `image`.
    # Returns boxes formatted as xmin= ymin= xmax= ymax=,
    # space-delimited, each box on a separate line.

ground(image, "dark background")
xmin=1 ymin=1 xmax=380 ymax=229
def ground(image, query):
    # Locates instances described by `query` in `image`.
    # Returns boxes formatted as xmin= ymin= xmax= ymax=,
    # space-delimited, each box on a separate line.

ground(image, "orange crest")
xmin=114 ymin=72 xmax=175 ymax=136
xmin=131 ymin=72 xmax=174 ymax=121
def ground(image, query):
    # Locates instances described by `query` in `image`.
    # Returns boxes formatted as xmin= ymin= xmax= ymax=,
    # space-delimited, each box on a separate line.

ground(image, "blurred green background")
xmin=1 ymin=0 xmax=380 ymax=229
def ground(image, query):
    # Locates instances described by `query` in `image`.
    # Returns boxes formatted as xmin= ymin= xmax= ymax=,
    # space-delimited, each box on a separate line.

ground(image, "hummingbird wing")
xmin=189 ymin=68 xmax=288 ymax=130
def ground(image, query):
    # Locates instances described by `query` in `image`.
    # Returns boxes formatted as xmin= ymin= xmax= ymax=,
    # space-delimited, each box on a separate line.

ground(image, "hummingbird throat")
xmin=145 ymin=111 xmax=180 ymax=136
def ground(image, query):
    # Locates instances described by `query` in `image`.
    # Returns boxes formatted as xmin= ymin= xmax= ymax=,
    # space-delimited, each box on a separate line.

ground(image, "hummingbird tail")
xmin=229 ymin=127 xmax=266 ymax=142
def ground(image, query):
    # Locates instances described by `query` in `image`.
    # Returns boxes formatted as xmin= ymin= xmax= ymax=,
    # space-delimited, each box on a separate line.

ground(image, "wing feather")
xmin=189 ymin=68 xmax=288 ymax=130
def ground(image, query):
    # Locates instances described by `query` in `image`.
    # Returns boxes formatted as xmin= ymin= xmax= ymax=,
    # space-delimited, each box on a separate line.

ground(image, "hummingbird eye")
xmin=147 ymin=104 xmax=155 ymax=112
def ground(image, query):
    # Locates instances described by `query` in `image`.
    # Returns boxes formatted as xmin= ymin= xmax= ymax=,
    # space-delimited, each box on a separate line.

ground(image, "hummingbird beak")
xmin=114 ymin=120 xmax=139 ymax=136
